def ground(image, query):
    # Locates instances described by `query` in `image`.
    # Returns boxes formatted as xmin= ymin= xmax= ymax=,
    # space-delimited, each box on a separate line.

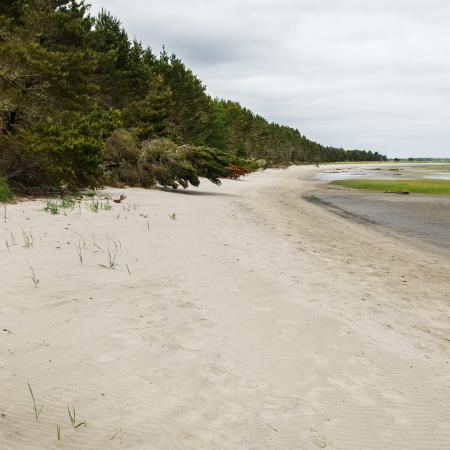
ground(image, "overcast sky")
xmin=90 ymin=0 xmax=450 ymax=158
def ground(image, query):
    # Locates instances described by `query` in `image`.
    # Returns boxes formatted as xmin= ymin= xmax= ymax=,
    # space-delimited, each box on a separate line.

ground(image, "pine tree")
xmin=122 ymin=74 xmax=177 ymax=141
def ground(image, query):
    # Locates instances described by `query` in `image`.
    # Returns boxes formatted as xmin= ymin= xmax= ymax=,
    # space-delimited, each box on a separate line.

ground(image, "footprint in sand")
xmin=179 ymin=337 xmax=202 ymax=351
xmin=311 ymin=435 xmax=327 ymax=448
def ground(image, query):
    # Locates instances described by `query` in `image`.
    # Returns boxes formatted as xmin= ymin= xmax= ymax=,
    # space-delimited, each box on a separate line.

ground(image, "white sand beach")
xmin=1 ymin=165 xmax=449 ymax=449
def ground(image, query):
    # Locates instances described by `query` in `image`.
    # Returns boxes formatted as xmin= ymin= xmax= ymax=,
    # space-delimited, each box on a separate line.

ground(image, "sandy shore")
xmin=1 ymin=165 xmax=449 ymax=449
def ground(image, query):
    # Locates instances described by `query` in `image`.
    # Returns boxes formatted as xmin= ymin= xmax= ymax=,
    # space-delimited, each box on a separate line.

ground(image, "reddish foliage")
xmin=225 ymin=165 xmax=251 ymax=179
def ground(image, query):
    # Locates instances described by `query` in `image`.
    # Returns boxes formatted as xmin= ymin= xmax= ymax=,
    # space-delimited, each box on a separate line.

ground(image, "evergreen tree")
xmin=122 ymin=74 xmax=176 ymax=140
xmin=0 ymin=1 xmax=386 ymax=194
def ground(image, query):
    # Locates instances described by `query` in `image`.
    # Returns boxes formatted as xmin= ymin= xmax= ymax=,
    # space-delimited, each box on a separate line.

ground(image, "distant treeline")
xmin=397 ymin=158 xmax=450 ymax=162
xmin=0 ymin=1 xmax=386 ymax=193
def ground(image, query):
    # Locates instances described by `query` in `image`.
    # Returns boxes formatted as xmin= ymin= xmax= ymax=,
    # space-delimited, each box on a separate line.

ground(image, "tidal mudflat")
xmin=316 ymin=163 xmax=450 ymax=182
xmin=306 ymin=188 xmax=450 ymax=258
xmin=310 ymin=164 xmax=450 ymax=258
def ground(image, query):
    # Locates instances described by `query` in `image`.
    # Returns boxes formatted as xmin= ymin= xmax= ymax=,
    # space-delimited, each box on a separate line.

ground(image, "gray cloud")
xmin=90 ymin=0 xmax=450 ymax=157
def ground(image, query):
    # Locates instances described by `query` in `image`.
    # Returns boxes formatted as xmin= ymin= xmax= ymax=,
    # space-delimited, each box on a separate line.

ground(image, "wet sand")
xmin=306 ymin=188 xmax=450 ymax=259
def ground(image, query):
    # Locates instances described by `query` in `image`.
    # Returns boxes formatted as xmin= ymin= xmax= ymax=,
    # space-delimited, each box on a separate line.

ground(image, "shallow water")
xmin=423 ymin=171 xmax=450 ymax=180
xmin=308 ymin=189 xmax=450 ymax=258
xmin=316 ymin=164 xmax=450 ymax=182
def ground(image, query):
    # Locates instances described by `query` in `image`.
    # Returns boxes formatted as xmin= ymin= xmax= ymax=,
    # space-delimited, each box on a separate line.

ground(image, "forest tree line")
xmin=0 ymin=0 xmax=386 ymax=194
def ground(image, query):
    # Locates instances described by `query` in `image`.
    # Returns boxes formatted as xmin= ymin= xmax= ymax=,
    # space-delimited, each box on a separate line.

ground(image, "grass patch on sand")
xmin=331 ymin=179 xmax=450 ymax=195
xmin=44 ymin=196 xmax=76 ymax=214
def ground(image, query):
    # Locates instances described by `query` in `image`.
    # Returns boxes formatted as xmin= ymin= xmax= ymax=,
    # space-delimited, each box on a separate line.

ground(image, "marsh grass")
xmin=331 ymin=179 xmax=450 ymax=195
xmin=67 ymin=405 xmax=86 ymax=429
xmin=27 ymin=383 xmax=43 ymax=422
xmin=56 ymin=424 xmax=61 ymax=441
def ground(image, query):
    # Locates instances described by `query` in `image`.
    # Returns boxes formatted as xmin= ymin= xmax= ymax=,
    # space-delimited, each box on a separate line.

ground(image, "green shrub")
xmin=102 ymin=129 xmax=141 ymax=186
xmin=0 ymin=177 xmax=13 ymax=202
xmin=138 ymin=139 xmax=199 ymax=189
xmin=101 ymin=137 xmax=259 ymax=190
xmin=103 ymin=128 xmax=140 ymax=163
xmin=184 ymin=145 xmax=258 ymax=184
